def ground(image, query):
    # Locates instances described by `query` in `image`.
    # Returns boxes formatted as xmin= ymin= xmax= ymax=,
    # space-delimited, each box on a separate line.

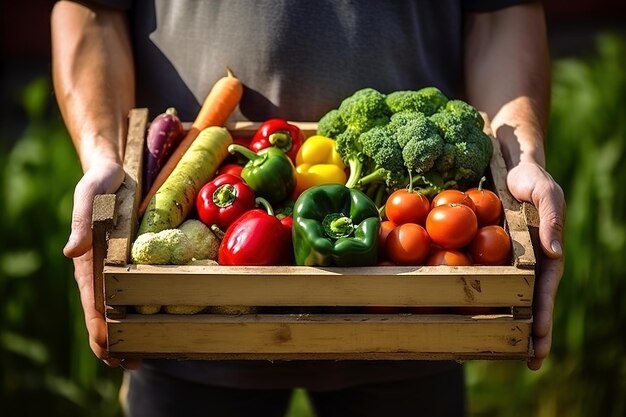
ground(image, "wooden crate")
xmin=92 ymin=108 xmax=538 ymax=361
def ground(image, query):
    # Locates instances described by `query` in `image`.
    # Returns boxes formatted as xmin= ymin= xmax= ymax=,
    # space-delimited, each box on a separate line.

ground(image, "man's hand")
xmin=64 ymin=161 xmax=140 ymax=369
xmin=507 ymin=161 xmax=565 ymax=370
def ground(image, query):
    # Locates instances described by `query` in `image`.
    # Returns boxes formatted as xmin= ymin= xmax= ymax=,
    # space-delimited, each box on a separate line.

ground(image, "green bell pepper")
xmin=228 ymin=144 xmax=296 ymax=203
xmin=292 ymin=184 xmax=380 ymax=266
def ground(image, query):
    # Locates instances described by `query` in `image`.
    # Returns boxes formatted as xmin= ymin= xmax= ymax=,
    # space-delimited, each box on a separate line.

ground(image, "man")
xmin=51 ymin=1 xmax=565 ymax=416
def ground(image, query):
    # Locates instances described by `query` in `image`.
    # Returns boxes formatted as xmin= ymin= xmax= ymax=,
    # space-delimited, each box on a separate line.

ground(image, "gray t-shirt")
xmin=88 ymin=0 xmax=530 ymax=389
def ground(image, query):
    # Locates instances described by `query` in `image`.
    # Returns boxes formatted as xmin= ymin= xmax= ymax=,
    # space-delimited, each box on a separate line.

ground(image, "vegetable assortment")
xmin=139 ymin=69 xmax=244 ymax=215
xmin=132 ymin=83 xmax=512 ymax=272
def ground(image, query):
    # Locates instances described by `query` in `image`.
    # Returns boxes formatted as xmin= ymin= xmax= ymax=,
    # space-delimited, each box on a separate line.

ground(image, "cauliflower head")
xmin=131 ymin=229 xmax=194 ymax=265
xmin=178 ymin=219 xmax=220 ymax=261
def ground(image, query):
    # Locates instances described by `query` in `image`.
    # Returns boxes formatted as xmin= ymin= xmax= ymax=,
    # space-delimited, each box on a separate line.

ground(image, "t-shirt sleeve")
xmin=463 ymin=0 xmax=536 ymax=13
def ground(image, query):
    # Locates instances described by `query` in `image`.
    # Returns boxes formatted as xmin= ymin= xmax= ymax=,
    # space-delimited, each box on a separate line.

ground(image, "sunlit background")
xmin=1 ymin=1 xmax=625 ymax=416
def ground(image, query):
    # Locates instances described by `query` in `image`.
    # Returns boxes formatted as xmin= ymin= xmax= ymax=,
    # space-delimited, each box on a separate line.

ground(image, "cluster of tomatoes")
xmin=378 ymin=182 xmax=511 ymax=266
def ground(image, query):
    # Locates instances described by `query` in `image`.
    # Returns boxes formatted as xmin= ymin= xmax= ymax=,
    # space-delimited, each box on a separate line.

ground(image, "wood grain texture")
xmin=106 ymin=108 xmax=148 ymax=266
xmin=107 ymin=313 xmax=532 ymax=359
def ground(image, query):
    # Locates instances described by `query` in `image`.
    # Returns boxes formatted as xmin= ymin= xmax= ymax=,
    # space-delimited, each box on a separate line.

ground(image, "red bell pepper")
xmin=216 ymin=163 xmax=244 ymax=178
xmin=196 ymin=173 xmax=256 ymax=230
xmin=249 ymin=118 xmax=304 ymax=163
xmin=218 ymin=197 xmax=293 ymax=266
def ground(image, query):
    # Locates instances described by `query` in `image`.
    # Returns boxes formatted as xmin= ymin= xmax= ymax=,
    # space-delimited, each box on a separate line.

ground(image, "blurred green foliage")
xmin=1 ymin=33 xmax=625 ymax=417
xmin=0 ymin=77 xmax=122 ymax=417
xmin=467 ymin=33 xmax=626 ymax=417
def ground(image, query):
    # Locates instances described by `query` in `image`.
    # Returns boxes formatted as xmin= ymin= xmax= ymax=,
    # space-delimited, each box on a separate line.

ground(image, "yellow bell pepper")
xmin=294 ymin=135 xmax=347 ymax=196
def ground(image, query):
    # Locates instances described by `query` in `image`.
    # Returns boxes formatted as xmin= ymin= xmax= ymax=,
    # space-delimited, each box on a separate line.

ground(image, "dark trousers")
xmin=124 ymin=364 xmax=466 ymax=417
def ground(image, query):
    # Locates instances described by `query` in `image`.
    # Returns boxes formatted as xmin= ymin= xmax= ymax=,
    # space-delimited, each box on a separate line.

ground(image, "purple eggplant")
xmin=143 ymin=107 xmax=184 ymax=195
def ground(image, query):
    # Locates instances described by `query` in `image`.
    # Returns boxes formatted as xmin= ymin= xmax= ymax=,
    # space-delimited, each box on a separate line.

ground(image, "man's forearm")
xmin=51 ymin=1 xmax=135 ymax=172
xmin=463 ymin=2 xmax=551 ymax=169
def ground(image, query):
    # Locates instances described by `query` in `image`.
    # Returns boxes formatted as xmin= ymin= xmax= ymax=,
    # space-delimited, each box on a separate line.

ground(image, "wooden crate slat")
xmin=105 ymin=108 xmax=148 ymax=266
xmin=104 ymin=265 xmax=533 ymax=307
xmin=107 ymin=314 xmax=531 ymax=359
xmin=92 ymin=194 xmax=117 ymax=315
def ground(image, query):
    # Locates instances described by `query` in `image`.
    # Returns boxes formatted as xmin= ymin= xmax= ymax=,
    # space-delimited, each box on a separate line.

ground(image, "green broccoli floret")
xmin=430 ymin=112 xmax=469 ymax=144
xmin=402 ymin=134 xmax=444 ymax=174
xmin=338 ymin=88 xmax=391 ymax=134
xmin=389 ymin=114 xmax=444 ymax=173
xmin=386 ymin=111 xmax=424 ymax=146
xmin=317 ymin=109 xmax=347 ymax=138
xmin=427 ymin=100 xmax=493 ymax=187
xmin=357 ymin=127 xmax=408 ymax=190
xmin=335 ymin=128 xmax=365 ymax=188
xmin=131 ymin=228 xmax=194 ymax=265
xmin=385 ymin=87 xmax=448 ymax=116
xmin=360 ymin=127 xmax=405 ymax=174
xmin=433 ymin=142 xmax=456 ymax=176
xmin=451 ymin=126 xmax=493 ymax=186
xmin=445 ymin=99 xmax=485 ymax=130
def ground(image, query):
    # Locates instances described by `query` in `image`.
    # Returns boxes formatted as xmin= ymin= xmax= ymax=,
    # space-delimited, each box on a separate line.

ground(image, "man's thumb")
xmin=63 ymin=182 xmax=95 ymax=258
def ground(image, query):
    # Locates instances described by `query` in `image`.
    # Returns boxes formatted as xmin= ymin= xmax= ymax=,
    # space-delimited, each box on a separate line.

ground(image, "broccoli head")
xmin=317 ymin=108 xmax=346 ymax=138
xmin=433 ymin=142 xmax=456 ymax=177
xmin=402 ymin=134 xmax=444 ymax=174
xmin=430 ymin=112 xmax=470 ymax=144
xmin=359 ymin=126 xmax=405 ymax=173
xmin=449 ymin=127 xmax=494 ymax=186
xmin=445 ymin=99 xmax=485 ymax=130
xmin=357 ymin=127 xmax=408 ymax=190
xmin=335 ymin=128 xmax=367 ymax=188
xmin=338 ymin=88 xmax=391 ymax=134
xmin=427 ymin=101 xmax=492 ymax=187
xmin=388 ymin=113 xmax=444 ymax=173
xmin=386 ymin=111 xmax=424 ymax=146
xmin=131 ymin=228 xmax=194 ymax=265
xmin=385 ymin=87 xmax=448 ymax=116
xmin=444 ymin=127 xmax=493 ymax=188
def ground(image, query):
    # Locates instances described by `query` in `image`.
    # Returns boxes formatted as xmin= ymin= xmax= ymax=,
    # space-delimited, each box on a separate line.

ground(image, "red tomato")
xmin=465 ymin=186 xmax=502 ymax=226
xmin=425 ymin=248 xmax=472 ymax=266
xmin=385 ymin=189 xmax=430 ymax=226
xmin=377 ymin=220 xmax=397 ymax=258
xmin=431 ymin=189 xmax=476 ymax=212
xmin=385 ymin=223 xmax=431 ymax=265
xmin=425 ymin=204 xmax=478 ymax=249
xmin=469 ymin=225 xmax=512 ymax=265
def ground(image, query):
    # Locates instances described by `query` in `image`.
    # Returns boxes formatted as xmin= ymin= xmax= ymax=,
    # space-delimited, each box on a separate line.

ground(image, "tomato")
xmin=469 ymin=225 xmax=511 ymax=265
xmin=466 ymin=185 xmax=502 ymax=226
xmin=385 ymin=223 xmax=431 ymax=265
xmin=385 ymin=189 xmax=430 ymax=226
xmin=431 ymin=189 xmax=476 ymax=212
xmin=425 ymin=204 xmax=478 ymax=249
xmin=377 ymin=220 xmax=397 ymax=258
xmin=426 ymin=248 xmax=472 ymax=266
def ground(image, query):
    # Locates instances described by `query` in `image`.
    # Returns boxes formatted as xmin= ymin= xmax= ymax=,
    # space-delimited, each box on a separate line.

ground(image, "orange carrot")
xmin=139 ymin=68 xmax=243 ymax=215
